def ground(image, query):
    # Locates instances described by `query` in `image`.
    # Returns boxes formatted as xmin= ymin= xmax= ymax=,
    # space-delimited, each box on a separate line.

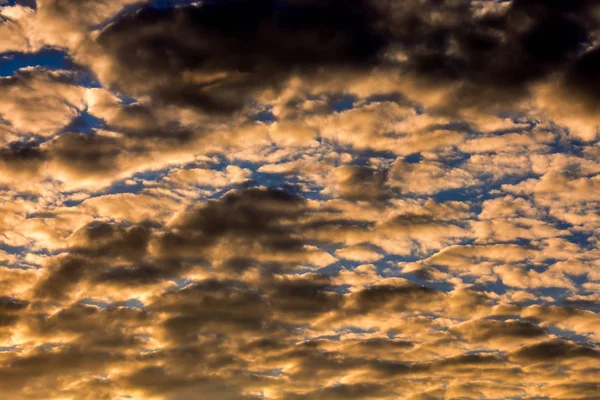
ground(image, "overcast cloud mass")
xmin=0 ymin=0 xmax=599 ymax=399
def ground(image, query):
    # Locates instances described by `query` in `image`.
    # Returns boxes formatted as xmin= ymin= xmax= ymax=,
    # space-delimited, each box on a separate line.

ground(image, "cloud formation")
xmin=0 ymin=0 xmax=599 ymax=399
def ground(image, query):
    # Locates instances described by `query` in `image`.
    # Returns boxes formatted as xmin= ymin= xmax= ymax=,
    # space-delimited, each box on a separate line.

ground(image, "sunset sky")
xmin=1 ymin=0 xmax=600 ymax=399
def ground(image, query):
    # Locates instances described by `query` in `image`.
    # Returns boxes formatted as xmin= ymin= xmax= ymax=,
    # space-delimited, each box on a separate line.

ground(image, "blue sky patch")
xmin=0 ymin=48 xmax=71 ymax=77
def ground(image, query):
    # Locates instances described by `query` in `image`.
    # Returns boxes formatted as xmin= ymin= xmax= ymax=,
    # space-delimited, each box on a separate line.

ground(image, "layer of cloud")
xmin=0 ymin=0 xmax=599 ymax=399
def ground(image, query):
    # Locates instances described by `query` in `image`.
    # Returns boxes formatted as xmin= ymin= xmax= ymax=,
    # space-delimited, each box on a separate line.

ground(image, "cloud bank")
xmin=0 ymin=0 xmax=599 ymax=399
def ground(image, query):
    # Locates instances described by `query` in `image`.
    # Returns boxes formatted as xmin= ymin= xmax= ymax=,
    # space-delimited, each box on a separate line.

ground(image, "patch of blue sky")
xmin=0 ymin=242 xmax=29 ymax=259
xmin=464 ymin=277 xmax=509 ymax=296
xmin=403 ymin=153 xmax=422 ymax=164
xmin=297 ymin=186 xmax=325 ymax=200
xmin=304 ymin=333 xmax=341 ymax=342
xmin=546 ymin=326 xmax=594 ymax=346
xmin=0 ymin=48 xmax=102 ymax=88
xmin=249 ymin=170 xmax=306 ymax=193
xmin=531 ymin=287 xmax=571 ymax=302
xmin=331 ymin=95 xmax=356 ymax=113
xmin=511 ymin=237 xmax=535 ymax=247
xmin=81 ymin=298 xmax=146 ymax=310
xmin=439 ymin=151 xmax=471 ymax=169
xmin=104 ymin=169 xmax=169 ymax=196
xmin=226 ymin=159 xmax=320 ymax=196
xmin=194 ymin=153 xmax=227 ymax=170
xmin=566 ymin=301 xmax=600 ymax=314
xmin=310 ymin=139 xmax=397 ymax=167
xmin=252 ymin=109 xmax=276 ymax=123
xmin=340 ymin=327 xmax=379 ymax=336
xmin=310 ymin=250 xmax=457 ymax=293
xmin=550 ymin=138 xmax=588 ymax=159
xmin=0 ymin=48 xmax=70 ymax=77
xmin=61 ymin=109 xmax=105 ymax=135
xmin=399 ymin=272 xmax=456 ymax=293
xmin=568 ymin=273 xmax=593 ymax=290
xmin=147 ymin=0 xmax=198 ymax=9
xmin=122 ymin=299 xmax=146 ymax=310
xmin=115 ymin=92 xmax=138 ymax=105
xmin=12 ymin=192 xmax=40 ymax=202
xmin=1 ymin=0 xmax=35 ymax=7
xmin=566 ymin=231 xmax=593 ymax=249
xmin=96 ymin=179 xmax=146 ymax=198
xmin=85 ymin=157 xmax=321 ymax=204
xmin=62 ymin=198 xmax=88 ymax=208
xmin=72 ymin=66 xmax=102 ymax=88
xmin=81 ymin=298 xmax=111 ymax=309
xmin=540 ymin=120 xmax=588 ymax=154
xmin=432 ymin=187 xmax=484 ymax=203
xmin=430 ymin=170 xmax=536 ymax=206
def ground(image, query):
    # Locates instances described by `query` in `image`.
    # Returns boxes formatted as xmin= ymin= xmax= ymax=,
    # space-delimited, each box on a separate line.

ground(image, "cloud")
xmin=0 ymin=0 xmax=599 ymax=398
xmin=508 ymin=339 xmax=600 ymax=364
xmin=335 ymin=246 xmax=383 ymax=263
xmin=452 ymin=318 xmax=547 ymax=348
xmin=91 ymin=0 xmax=387 ymax=113
xmin=0 ymin=68 xmax=87 ymax=138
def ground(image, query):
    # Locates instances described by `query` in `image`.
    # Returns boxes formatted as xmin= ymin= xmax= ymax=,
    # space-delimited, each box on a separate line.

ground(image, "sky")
xmin=0 ymin=0 xmax=599 ymax=399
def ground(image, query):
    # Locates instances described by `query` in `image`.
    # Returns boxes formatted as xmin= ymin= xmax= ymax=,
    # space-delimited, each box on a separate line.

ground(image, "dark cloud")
xmin=455 ymin=318 xmax=547 ymax=343
xmin=509 ymin=339 xmax=600 ymax=364
xmin=336 ymin=165 xmax=392 ymax=203
xmin=96 ymin=0 xmax=386 ymax=112
xmin=287 ymin=382 xmax=391 ymax=400
xmin=350 ymin=337 xmax=414 ymax=352
xmin=267 ymin=273 xmax=342 ymax=322
xmin=32 ymin=224 xmax=175 ymax=299
xmin=34 ymin=255 xmax=90 ymax=300
xmin=385 ymin=0 xmax=595 ymax=108
xmin=33 ymin=188 xmax=322 ymax=300
xmin=349 ymin=282 xmax=444 ymax=313
xmin=27 ymin=301 xmax=150 ymax=349
xmin=0 ymin=345 xmax=124 ymax=392
xmin=49 ymin=132 xmax=129 ymax=175
xmin=0 ymin=133 xmax=128 ymax=185
xmin=68 ymin=221 xmax=151 ymax=261
xmin=565 ymin=46 xmax=600 ymax=105
xmin=150 ymin=279 xmax=272 ymax=340
xmin=122 ymin=365 xmax=248 ymax=400
xmin=154 ymin=187 xmax=310 ymax=262
xmin=91 ymin=0 xmax=599 ymax=114
xmin=0 ymin=142 xmax=46 ymax=174
xmin=92 ymin=261 xmax=188 ymax=287
xmin=0 ymin=296 xmax=28 ymax=329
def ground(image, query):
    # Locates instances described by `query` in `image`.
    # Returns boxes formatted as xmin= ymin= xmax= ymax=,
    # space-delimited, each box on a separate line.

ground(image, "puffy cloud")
xmin=452 ymin=318 xmax=547 ymax=349
xmin=0 ymin=68 xmax=87 ymax=137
